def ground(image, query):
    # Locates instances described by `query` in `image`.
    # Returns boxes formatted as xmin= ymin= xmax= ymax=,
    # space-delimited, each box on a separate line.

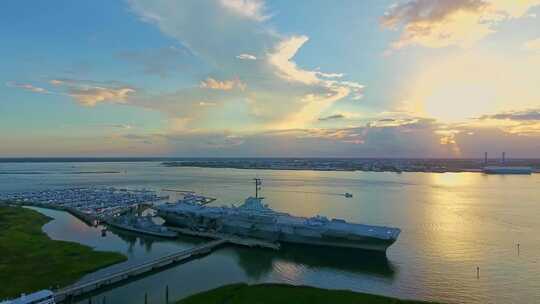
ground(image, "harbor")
xmin=3 ymin=0 xmax=540 ymax=302
xmin=1 ymin=177 xmax=395 ymax=303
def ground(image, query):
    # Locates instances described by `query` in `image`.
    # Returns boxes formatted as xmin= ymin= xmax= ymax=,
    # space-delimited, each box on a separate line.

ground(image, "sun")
xmin=405 ymin=51 xmax=540 ymax=122
xmin=422 ymin=82 xmax=497 ymax=122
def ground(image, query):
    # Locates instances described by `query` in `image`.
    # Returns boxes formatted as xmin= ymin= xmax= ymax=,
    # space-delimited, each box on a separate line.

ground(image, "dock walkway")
xmin=54 ymin=239 xmax=226 ymax=302
xmin=168 ymin=227 xmax=280 ymax=250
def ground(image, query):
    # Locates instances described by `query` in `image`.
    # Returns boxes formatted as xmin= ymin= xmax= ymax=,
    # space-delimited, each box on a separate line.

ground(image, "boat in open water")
xmin=158 ymin=179 xmax=401 ymax=252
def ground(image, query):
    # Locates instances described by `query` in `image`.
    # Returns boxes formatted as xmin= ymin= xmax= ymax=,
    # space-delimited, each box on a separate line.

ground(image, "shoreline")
xmin=0 ymin=205 xmax=127 ymax=299
xmin=163 ymin=164 xmax=538 ymax=174
xmin=3 ymin=200 xmax=99 ymax=226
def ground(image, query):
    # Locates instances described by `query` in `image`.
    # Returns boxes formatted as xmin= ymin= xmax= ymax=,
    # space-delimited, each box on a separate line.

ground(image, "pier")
xmin=53 ymin=230 xmax=278 ymax=302
xmin=168 ymin=227 xmax=280 ymax=250
xmin=54 ymin=239 xmax=227 ymax=303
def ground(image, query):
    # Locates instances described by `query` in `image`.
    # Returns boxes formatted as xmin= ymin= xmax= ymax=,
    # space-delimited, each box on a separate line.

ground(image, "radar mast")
xmin=254 ymin=178 xmax=262 ymax=198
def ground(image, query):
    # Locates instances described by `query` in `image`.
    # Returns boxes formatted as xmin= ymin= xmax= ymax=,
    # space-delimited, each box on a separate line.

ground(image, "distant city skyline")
xmin=1 ymin=0 xmax=540 ymax=157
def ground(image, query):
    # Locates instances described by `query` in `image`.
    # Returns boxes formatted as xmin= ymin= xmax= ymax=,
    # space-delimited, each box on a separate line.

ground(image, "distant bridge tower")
xmin=502 ymin=152 xmax=506 ymax=165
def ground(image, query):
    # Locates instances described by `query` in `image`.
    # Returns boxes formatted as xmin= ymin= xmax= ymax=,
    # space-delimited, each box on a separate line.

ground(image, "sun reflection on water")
xmin=423 ymin=173 xmax=482 ymax=262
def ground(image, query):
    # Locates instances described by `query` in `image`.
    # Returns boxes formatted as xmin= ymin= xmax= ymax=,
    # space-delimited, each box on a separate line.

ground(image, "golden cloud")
xmin=382 ymin=0 xmax=540 ymax=49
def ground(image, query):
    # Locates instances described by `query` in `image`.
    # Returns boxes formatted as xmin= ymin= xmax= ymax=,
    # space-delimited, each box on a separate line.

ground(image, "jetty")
xmin=54 ymin=239 xmax=227 ymax=303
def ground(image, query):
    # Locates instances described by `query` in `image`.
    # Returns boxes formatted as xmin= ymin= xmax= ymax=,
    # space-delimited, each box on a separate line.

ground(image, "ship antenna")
xmin=254 ymin=178 xmax=262 ymax=198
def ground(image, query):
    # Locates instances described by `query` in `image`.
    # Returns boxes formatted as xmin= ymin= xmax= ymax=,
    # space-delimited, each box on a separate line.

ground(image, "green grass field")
xmin=0 ymin=205 xmax=127 ymax=299
xmin=176 ymin=283 xmax=438 ymax=304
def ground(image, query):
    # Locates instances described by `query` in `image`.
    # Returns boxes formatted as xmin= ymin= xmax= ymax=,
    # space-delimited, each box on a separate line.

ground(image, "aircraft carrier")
xmin=158 ymin=179 xmax=401 ymax=252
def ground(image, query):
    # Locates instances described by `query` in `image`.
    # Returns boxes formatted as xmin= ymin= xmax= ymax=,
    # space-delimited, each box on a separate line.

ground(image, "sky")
xmin=1 ymin=0 xmax=540 ymax=158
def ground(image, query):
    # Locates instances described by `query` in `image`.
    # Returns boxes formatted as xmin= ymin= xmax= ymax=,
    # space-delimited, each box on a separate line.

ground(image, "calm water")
xmin=1 ymin=161 xmax=539 ymax=304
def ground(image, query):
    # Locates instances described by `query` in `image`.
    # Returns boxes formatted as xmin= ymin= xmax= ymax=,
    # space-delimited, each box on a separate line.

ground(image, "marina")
xmin=0 ymin=187 xmax=169 ymax=224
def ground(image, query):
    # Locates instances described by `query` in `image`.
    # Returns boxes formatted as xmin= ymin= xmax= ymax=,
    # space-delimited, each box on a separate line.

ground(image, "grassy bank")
xmin=0 ymin=205 xmax=127 ymax=299
xmin=177 ymin=283 xmax=438 ymax=304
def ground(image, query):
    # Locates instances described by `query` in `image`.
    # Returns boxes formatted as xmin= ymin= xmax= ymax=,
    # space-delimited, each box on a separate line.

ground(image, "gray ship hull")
xmin=108 ymin=221 xmax=178 ymax=238
xmin=160 ymin=213 xmax=396 ymax=252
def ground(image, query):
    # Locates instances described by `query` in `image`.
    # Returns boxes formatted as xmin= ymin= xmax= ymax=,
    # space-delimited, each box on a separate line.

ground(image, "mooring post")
xmin=88 ymin=297 xmax=92 ymax=304
xmin=476 ymin=266 xmax=480 ymax=279
xmin=517 ymin=243 xmax=520 ymax=256
xmin=102 ymin=296 xmax=106 ymax=304
xmin=145 ymin=293 xmax=148 ymax=304
xmin=166 ymin=285 xmax=169 ymax=304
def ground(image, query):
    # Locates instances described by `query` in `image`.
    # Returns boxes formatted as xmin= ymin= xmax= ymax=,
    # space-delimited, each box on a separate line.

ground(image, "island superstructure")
xmin=158 ymin=179 xmax=401 ymax=252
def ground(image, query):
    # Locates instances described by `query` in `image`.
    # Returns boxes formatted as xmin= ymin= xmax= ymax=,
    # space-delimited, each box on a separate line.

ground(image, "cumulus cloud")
xmin=69 ymin=87 xmax=134 ymax=107
xmin=478 ymin=109 xmax=540 ymax=121
xmin=473 ymin=109 xmax=540 ymax=135
xmin=200 ymin=77 xmax=246 ymax=91
xmin=382 ymin=0 xmax=540 ymax=49
xmin=49 ymin=79 xmax=64 ymax=86
xmin=268 ymin=36 xmax=320 ymax=85
xmin=7 ymin=80 xmax=135 ymax=107
xmin=106 ymin=124 xmax=134 ymax=129
xmin=199 ymin=101 xmax=218 ymax=106
xmin=50 ymin=79 xmax=135 ymax=107
xmin=86 ymin=123 xmax=135 ymax=130
xmin=236 ymin=53 xmax=257 ymax=60
xmin=367 ymin=117 xmax=433 ymax=128
xmin=219 ymin=0 xmax=269 ymax=21
xmin=315 ymin=71 xmax=344 ymax=78
xmin=267 ymin=35 xmax=364 ymax=103
xmin=127 ymin=0 xmax=365 ymax=131
xmin=125 ymin=114 xmax=471 ymax=157
xmin=6 ymin=81 xmax=50 ymax=94
xmin=318 ymin=114 xmax=346 ymax=121
xmin=523 ymin=37 xmax=540 ymax=51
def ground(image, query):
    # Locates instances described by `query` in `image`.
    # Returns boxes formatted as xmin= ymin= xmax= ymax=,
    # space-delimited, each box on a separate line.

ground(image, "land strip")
xmin=0 ymin=205 xmax=127 ymax=299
